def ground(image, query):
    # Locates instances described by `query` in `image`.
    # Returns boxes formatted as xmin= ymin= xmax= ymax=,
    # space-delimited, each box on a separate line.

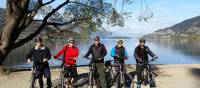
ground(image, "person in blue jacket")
xmin=110 ymin=39 xmax=128 ymax=88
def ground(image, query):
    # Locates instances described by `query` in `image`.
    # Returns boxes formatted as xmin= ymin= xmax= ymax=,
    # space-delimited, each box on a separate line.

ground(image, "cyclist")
xmin=110 ymin=39 xmax=128 ymax=88
xmin=84 ymin=36 xmax=108 ymax=88
xmin=134 ymin=38 xmax=157 ymax=88
xmin=26 ymin=37 xmax=52 ymax=88
xmin=52 ymin=38 xmax=79 ymax=88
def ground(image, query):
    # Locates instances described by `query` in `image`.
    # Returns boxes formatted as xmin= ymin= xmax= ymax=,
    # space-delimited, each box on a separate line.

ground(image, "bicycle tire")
xmin=29 ymin=73 xmax=35 ymax=88
xmin=60 ymin=73 xmax=65 ymax=88
xmin=89 ymin=70 xmax=93 ymax=88
xmin=120 ymin=73 xmax=126 ymax=88
xmin=126 ymin=73 xmax=134 ymax=88
xmin=149 ymin=74 xmax=156 ymax=88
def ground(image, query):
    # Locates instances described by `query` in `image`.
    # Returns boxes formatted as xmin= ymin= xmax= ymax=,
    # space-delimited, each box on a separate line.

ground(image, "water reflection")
xmin=4 ymin=38 xmax=200 ymax=68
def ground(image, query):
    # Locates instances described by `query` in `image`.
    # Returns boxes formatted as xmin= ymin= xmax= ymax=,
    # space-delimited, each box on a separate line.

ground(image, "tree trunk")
xmin=0 ymin=50 xmax=9 ymax=66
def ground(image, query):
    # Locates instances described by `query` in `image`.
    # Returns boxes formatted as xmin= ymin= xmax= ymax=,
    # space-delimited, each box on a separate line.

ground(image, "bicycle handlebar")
xmin=138 ymin=58 xmax=157 ymax=65
xmin=83 ymin=57 xmax=92 ymax=60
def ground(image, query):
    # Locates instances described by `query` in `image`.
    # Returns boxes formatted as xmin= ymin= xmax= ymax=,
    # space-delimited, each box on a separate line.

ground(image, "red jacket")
xmin=54 ymin=45 xmax=79 ymax=65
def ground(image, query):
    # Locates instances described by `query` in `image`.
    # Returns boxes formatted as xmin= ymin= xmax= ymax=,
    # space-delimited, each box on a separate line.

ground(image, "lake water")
xmin=4 ymin=38 xmax=200 ymax=68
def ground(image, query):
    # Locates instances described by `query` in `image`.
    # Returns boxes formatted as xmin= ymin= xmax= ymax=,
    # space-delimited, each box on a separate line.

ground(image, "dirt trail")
xmin=0 ymin=64 xmax=200 ymax=88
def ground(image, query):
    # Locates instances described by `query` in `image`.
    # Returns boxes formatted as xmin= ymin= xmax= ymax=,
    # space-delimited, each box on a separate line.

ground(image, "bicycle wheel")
xmin=29 ymin=73 xmax=35 ymax=88
xmin=126 ymin=73 xmax=134 ymax=88
xmin=149 ymin=74 xmax=156 ymax=88
xmin=119 ymin=72 xmax=126 ymax=88
xmin=60 ymin=73 xmax=65 ymax=88
xmin=142 ymin=69 xmax=149 ymax=86
xmin=89 ymin=71 xmax=93 ymax=88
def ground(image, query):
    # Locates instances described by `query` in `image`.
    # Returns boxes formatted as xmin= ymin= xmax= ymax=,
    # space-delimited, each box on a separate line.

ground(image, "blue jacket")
xmin=110 ymin=46 xmax=128 ymax=63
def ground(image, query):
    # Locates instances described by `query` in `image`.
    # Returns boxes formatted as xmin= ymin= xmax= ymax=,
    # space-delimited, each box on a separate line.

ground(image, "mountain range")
xmin=144 ymin=15 xmax=200 ymax=39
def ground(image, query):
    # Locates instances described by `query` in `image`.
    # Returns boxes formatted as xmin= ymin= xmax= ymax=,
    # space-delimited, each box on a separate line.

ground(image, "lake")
xmin=4 ymin=38 xmax=200 ymax=68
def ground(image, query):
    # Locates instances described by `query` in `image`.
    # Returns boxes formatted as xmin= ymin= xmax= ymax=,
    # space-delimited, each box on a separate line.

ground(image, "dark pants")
xmin=63 ymin=65 xmax=77 ymax=78
xmin=32 ymin=65 xmax=52 ymax=88
xmin=95 ymin=62 xmax=108 ymax=88
xmin=114 ymin=61 xmax=127 ymax=88
xmin=136 ymin=64 xmax=145 ymax=88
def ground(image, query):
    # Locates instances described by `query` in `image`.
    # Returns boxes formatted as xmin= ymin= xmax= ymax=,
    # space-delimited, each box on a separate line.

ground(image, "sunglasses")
xmin=94 ymin=39 xmax=99 ymax=41
xmin=69 ymin=41 xmax=75 ymax=43
xmin=118 ymin=43 xmax=123 ymax=44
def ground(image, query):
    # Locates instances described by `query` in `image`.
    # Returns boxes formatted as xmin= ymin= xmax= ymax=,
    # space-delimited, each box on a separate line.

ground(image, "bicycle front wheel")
xmin=29 ymin=73 xmax=35 ymax=88
xmin=89 ymin=71 xmax=93 ymax=88
xmin=60 ymin=73 xmax=65 ymax=88
xmin=149 ymin=74 xmax=156 ymax=88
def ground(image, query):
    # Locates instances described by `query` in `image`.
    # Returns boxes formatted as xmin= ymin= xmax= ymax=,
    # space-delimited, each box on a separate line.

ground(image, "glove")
xmin=124 ymin=56 xmax=128 ymax=60
xmin=154 ymin=56 xmax=158 ymax=59
xmin=27 ymin=59 xmax=31 ymax=63
xmin=52 ymin=56 xmax=56 ymax=59
xmin=43 ymin=58 xmax=48 ymax=62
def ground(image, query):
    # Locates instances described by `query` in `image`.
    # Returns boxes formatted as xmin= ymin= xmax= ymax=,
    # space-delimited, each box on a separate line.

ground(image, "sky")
xmin=1 ymin=0 xmax=200 ymax=37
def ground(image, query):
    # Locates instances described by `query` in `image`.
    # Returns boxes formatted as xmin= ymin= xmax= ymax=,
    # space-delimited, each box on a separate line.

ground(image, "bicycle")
xmin=29 ymin=62 xmax=36 ymax=88
xmin=57 ymin=58 xmax=65 ymax=88
xmin=84 ymin=57 xmax=101 ymax=88
xmin=56 ymin=58 xmax=77 ymax=88
xmin=105 ymin=60 xmax=134 ymax=88
xmin=137 ymin=59 xmax=157 ymax=88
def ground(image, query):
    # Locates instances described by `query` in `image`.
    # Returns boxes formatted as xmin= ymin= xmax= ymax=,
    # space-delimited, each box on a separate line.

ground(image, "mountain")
xmin=145 ymin=15 xmax=200 ymax=39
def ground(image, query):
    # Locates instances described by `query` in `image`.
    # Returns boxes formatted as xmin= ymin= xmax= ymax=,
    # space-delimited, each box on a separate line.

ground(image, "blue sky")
xmin=1 ymin=0 xmax=200 ymax=36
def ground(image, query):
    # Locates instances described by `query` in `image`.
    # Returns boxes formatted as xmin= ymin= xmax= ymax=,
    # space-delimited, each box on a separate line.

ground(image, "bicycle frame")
xmin=60 ymin=63 xmax=65 ymax=88
xmin=108 ymin=63 xmax=134 ymax=88
xmin=29 ymin=62 xmax=36 ymax=88
xmin=140 ymin=59 xmax=157 ymax=88
xmin=85 ymin=57 xmax=100 ymax=88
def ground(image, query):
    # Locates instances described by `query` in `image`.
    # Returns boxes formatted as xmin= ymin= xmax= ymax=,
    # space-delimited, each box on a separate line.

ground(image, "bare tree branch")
xmin=69 ymin=1 xmax=98 ymax=10
xmin=14 ymin=0 xmax=70 ymax=49
xmin=46 ymin=17 xmax=92 ymax=26
xmin=69 ymin=1 xmax=110 ymax=19
xmin=25 ymin=1 xmax=43 ymax=26
xmin=52 ymin=25 xmax=81 ymax=35
xmin=43 ymin=0 xmax=69 ymax=22
xmin=42 ymin=0 xmax=55 ymax=6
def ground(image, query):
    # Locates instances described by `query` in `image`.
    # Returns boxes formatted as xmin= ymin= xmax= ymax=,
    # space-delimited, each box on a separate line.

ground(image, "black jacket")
xmin=85 ymin=43 xmax=107 ymax=62
xmin=134 ymin=45 xmax=155 ymax=63
xmin=26 ymin=46 xmax=51 ymax=67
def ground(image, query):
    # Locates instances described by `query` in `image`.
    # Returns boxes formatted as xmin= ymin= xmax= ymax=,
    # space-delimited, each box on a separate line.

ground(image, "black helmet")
xmin=35 ymin=37 xmax=42 ymax=42
xmin=93 ymin=36 xmax=100 ymax=41
xmin=139 ymin=38 xmax=146 ymax=43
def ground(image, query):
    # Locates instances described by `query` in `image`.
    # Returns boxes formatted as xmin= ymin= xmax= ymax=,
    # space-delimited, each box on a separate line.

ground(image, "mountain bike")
xmin=105 ymin=60 xmax=134 ymax=88
xmin=84 ymin=57 xmax=101 ymax=88
xmin=138 ymin=59 xmax=157 ymax=88
xmin=29 ymin=62 xmax=36 ymax=88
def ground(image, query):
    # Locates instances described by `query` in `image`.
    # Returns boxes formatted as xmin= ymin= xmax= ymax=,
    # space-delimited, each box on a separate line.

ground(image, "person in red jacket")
xmin=52 ymin=38 xmax=79 ymax=87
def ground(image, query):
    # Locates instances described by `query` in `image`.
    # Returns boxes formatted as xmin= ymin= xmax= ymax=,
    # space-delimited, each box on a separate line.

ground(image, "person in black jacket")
xmin=26 ymin=37 xmax=52 ymax=88
xmin=84 ymin=36 xmax=108 ymax=88
xmin=134 ymin=38 xmax=157 ymax=88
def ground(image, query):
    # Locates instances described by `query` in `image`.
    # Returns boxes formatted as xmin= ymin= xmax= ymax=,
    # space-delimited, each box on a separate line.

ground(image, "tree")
xmin=0 ymin=0 xmax=131 ymax=68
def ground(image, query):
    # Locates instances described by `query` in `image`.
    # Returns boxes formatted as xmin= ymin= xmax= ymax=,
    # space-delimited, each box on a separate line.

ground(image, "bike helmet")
xmin=117 ymin=39 xmax=123 ymax=44
xmin=139 ymin=38 xmax=146 ymax=43
xmin=93 ymin=36 xmax=100 ymax=41
xmin=68 ymin=37 xmax=75 ymax=43
xmin=35 ymin=37 xmax=42 ymax=42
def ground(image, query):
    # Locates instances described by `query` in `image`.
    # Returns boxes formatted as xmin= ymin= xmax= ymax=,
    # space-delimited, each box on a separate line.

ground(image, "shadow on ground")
xmin=190 ymin=68 xmax=200 ymax=79
xmin=73 ymin=73 xmax=89 ymax=87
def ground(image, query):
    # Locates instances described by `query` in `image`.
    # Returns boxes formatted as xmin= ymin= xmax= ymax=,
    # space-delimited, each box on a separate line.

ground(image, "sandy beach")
xmin=0 ymin=64 xmax=200 ymax=88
